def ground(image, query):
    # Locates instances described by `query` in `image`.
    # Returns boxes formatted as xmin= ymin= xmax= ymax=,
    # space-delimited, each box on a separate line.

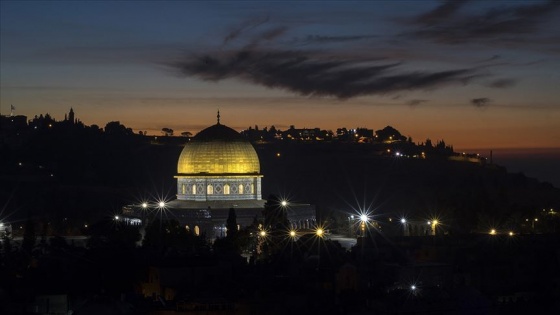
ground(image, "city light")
xmin=316 ymin=228 xmax=324 ymax=237
xmin=509 ymin=231 xmax=514 ymax=236
xmin=289 ymin=230 xmax=296 ymax=237
xmin=114 ymin=216 xmax=119 ymax=220
xmin=158 ymin=201 xmax=165 ymax=208
xmin=490 ymin=229 xmax=497 ymax=235
xmin=141 ymin=202 xmax=148 ymax=209
xmin=400 ymin=218 xmax=406 ymax=224
xmin=410 ymin=285 xmax=417 ymax=291
xmin=360 ymin=214 xmax=368 ymax=222
xmin=281 ymin=200 xmax=288 ymax=207
xmin=260 ymin=230 xmax=266 ymax=237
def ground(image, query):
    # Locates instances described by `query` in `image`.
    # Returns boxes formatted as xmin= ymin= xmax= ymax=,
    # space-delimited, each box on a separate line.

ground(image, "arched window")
xmin=192 ymin=184 xmax=196 ymax=195
xmin=224 ymin=184 xmax=230 ymax=195
xmin=194 ymin=225 xmax=200 ymax=236
xmin=250 ymin=183 xmax=254 ymax=194
xmin=207 ymin=184 xmax=213 ymax=195
xmin=181 ymin=184 xmax=186 ymax=194
xmin=238 ymin=184 xmax=244 ymax=194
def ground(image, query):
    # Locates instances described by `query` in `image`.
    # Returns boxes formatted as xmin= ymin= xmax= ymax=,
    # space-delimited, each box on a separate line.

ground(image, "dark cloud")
xmin=487 ymin=78 xmax=516 ymax=88
xmin=408 ymin=0 xmax=560 ymax=44
xmin=407 ymin=99 xmax=428 ymax=106
xmin=172 ymin=49 xmax=479 ymax=99
xmin=471 ymin=97 xmax=491 ymax=107
xmin=223 ymin=16 xmax=270 ymax=45
xmin=295 ymin=35 xmax=378 ymax=44
xmin=414 ymin=0 xmax=469 ymax=26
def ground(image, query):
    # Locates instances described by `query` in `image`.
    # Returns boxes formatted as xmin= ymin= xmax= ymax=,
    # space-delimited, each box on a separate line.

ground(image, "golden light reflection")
xmin=178 ymin=141 xmax=260 ymax=174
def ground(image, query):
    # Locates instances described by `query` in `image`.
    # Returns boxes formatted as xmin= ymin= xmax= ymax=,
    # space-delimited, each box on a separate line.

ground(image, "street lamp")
xmin=428 ymin=219 xmax=438 ymax=235
xmin=400 ymin=218 xmax=407 ymax=236
xmin=359 ymin=214 xmax=369 ymax=237
xmin=281 ymin=200 xmax=288 ymax=207
xmin=490 ymin=229 xmax=497 ymax=235
xmin=156 ymin=201 xmax=167 ymax=238
xmin=315 ymin=227 xmax=324 ymax=269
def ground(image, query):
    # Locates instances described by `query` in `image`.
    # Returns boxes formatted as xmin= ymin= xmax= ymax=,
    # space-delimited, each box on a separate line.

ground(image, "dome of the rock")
xmin=177 ymin=124 xmax=260 ymax=175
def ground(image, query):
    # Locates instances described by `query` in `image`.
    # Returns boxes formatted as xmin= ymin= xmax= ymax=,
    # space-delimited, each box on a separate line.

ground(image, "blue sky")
xmin=1 ymin=1 xmax=560 ymax=151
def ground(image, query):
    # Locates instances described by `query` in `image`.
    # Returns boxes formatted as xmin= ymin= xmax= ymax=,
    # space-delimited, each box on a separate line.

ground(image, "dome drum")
xmin=176 ymin=175 xmax=262 ymax=201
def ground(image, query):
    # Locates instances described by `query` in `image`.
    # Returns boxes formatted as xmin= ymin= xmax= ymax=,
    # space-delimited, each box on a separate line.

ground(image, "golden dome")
xmin=177 ymin=124 xmax=260 ymax=174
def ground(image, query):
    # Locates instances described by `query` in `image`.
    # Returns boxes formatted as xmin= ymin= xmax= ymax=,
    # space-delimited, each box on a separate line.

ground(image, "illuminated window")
xmin=192 ymin=184 xmax=196 ymax=195
xmin=250 ymin=183 xmax=254 ymax=194
xmin=207 ymin=184 xmax=213 ymax=195
xmin=224 ymin=184 xmax=230 ymax=195
xmin=238 ymin=184 xmax=244 ymax=194
xmin=181 ymin=184 xmax=186 ymax=194
xmin=194 ymin=225 xmax=200 ymax=236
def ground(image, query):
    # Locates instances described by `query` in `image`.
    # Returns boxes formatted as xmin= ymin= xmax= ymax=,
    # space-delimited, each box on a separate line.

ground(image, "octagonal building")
xmin=123 ymin=114 xmax=315 ymax=239
xmin=175 ymin=122 xmax=263 ymax=202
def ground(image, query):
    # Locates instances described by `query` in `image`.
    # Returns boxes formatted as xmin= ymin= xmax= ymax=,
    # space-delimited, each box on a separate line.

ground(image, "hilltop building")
xmin=123 ymin=113 xmax=316 ymax=238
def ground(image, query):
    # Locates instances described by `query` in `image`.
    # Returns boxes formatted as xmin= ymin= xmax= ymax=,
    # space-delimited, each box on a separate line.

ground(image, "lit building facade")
xmin=123 ymin=115 xmax=315 ymax=239
xmin=175 ymin=123 xmax=262 ymax=202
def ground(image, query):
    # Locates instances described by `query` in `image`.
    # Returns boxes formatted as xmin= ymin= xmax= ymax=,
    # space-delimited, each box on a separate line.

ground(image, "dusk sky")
xmin=1 ymin=1 xmax=559 ymax=153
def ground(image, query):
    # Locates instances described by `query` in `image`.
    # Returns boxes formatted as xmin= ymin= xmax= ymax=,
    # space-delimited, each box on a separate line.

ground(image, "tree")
xmin=104 ymin=121 xmax=132 ymax=136
xmin=226 ymin=208 xmax=238 ymax=240
xmin=22 ymin=219 xmax=36 ymax=254
xmin=425 ymin=138 xmax=433 ymax=148
xmin=260 ymin=195 xmax=290 ymax=258
xmin=181 ymin=131 xmax=193 ymax=137
xmin=263 ymin=195 xmax=289 ymax=231
xmin=375 ymin=126 xmax=406 ymax=142
xmin=161 ymin=128 xmax=174 ymax=136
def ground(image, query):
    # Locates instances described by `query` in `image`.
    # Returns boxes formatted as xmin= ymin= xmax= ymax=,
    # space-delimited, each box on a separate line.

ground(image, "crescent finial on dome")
xmin=217 ymin=110 xmax=220 ymax=125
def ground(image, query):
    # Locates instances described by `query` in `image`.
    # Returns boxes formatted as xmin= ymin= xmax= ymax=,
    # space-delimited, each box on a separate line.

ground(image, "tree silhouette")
xmin=22 ymin=219 xmax=36 ymax=254
xmin=226 ymin=208 xmax=238 ymax=240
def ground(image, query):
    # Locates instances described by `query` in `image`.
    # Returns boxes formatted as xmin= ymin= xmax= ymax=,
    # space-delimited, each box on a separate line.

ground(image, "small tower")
xmin=68 ymin=108 xmax=75 ymax=124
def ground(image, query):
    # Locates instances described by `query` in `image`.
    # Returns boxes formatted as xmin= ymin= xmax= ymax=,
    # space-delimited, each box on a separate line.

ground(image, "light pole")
xmin=157 ymin=201 xmax=166 ymax=244
xmin=141 ymin=202 xmax=148 ymax=226
xmin=428 ymin=220 xmax=438 ymax=236
xmin=289 ymin=229 xmax=297 ymax=263
xmin=360 ymin=214 xmax=368 ymax=237
xmin=400 ymin=218 xmax=407 ymax=236
xmin=316 ymin=227 xmax=324 ymax=269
